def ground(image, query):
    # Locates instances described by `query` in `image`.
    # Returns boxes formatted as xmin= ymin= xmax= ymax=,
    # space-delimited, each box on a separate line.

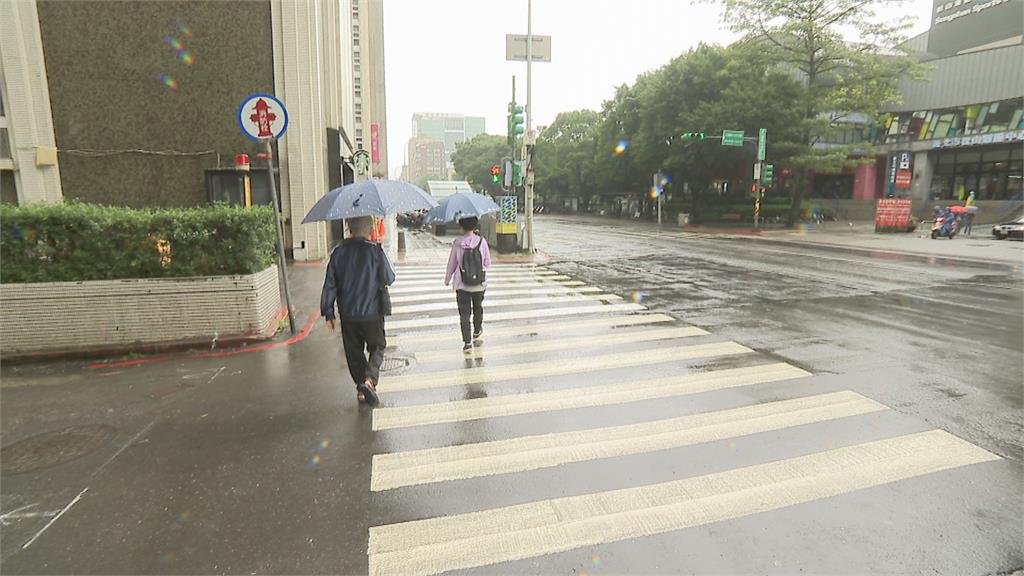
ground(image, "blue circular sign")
xmin=238 ymin=93 xmax=289 ymax=141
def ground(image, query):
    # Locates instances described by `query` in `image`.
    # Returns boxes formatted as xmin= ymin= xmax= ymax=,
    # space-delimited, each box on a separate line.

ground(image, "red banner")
xmin=371 ymin=124 xmax=380 ymax=164
xmin=875 ymin=198 xmax=912 ymax=229
xmin=895 ymin=170 xmax=912 ymax=188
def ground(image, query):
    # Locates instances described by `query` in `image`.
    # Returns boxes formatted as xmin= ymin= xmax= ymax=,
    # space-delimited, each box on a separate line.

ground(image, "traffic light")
xmin=507 ymin=103 xmax=524 ymax=145
xmin=681 ymin=132 xmax=706 ymax=140
xmin=490 ymin=165 xmax=501 ymax=184
xmin=763 ymin=164 xmax=775 ymax=185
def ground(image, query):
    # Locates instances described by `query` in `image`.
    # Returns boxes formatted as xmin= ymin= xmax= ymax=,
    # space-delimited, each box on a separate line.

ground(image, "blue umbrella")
xmin=301 ymin=179 xmax=438 ymax=223
xmin=423 ymin=192 xmax=500 ymax=224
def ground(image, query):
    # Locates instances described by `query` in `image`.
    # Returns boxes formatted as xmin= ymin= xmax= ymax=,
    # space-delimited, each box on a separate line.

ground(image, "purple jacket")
xmin=445 ymin=233 xmax=492 ymax=291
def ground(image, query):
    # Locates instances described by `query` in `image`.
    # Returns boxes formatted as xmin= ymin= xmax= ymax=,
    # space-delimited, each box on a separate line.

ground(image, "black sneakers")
xmin=463 ymin=343 xmax=473 ymax=352
xmin=473 ymin=328 xmax=483 ymax=341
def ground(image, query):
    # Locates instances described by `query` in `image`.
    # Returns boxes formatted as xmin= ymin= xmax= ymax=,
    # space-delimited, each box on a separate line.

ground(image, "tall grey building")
xmin=411 ymin=112 xmax=486 ymax=168
xmin=351 ymin=0 xmax=388 ymax=178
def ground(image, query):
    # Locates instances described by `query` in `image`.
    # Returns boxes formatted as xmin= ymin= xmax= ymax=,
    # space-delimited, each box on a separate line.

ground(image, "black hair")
xmin=458 ymin=217 xmax=479 ymax=231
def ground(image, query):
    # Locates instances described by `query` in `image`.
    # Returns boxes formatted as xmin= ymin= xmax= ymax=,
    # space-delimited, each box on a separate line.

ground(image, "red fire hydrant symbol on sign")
xmin=250 ymin=98 xmax=277 ymax=138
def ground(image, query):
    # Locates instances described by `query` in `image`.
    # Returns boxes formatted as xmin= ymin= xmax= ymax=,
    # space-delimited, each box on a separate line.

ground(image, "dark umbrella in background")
xmin=423 ymin=191 xmax=500 ymax=224
xmin=301 ymin=179 xmax=438 ymax=223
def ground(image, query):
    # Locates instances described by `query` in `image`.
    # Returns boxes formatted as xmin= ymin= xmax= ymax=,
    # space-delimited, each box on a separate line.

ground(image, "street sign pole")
xmin=239 ymin=94 xmax=294 ymax=335
xmin=653 ymin=172 xmax=662 ymax=226
xmin=524 ymin=0 xmax=535 ymax=253
xmin=262 ymin=138 xmax=296 ymax=335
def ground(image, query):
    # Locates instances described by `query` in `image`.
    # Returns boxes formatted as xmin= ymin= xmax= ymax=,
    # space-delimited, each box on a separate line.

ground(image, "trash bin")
xmin=678 ymin=213 xmax=690 ymax=226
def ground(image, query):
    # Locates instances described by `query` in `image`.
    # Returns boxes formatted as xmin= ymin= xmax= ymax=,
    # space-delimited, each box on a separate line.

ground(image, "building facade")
xmin=350 ymin=0 xmax=388 ymax=178
xmin=0 ymin=0 xmax=366 ymax=261
xmin=406 ymin=137 xmax=447 ymax=183
xmin=411 ymin=112 xmax=486 ymax=169
xmin=797 ymin=0 xmax=1023 ymax=222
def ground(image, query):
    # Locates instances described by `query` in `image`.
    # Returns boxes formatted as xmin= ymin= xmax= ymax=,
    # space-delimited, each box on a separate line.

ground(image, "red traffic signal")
xmin=490 ymin=165 xmax=501 ymax=175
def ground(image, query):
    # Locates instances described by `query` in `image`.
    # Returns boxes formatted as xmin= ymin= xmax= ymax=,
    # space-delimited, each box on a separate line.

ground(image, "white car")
xmin=991 ymin=216 xmax=1024 ymax=241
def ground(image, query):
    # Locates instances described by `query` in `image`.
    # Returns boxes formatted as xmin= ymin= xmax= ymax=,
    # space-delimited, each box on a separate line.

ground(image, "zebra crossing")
xmin=368 ymin=262 xmax=1001 ymax=576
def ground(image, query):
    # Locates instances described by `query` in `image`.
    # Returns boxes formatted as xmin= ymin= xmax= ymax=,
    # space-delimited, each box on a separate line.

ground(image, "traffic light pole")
xmin=523 ymin=0 xmax=536 ymax=253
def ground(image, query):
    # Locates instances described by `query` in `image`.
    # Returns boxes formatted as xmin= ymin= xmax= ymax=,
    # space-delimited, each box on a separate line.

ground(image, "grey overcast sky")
xmin=383 ymin=0 xmax=935 ymax=177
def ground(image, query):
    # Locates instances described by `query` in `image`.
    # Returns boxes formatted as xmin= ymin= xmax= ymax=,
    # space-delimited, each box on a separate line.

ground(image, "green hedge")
xmin=1 ymin=203 xmax=277 ymax=283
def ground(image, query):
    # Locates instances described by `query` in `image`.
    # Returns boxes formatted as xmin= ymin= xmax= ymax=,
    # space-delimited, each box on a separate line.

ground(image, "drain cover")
xmin=1 ymin=425 xmax=118 ymax=476
xmin=380 ymin=355 xmax=411 ymax=373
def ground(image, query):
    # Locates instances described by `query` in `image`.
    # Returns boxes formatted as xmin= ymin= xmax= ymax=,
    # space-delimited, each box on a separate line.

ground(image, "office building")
xmin=411 ymin=112 xmax=486 ymax=167
xmin=350 ymin=0 xmax=388 ymax=178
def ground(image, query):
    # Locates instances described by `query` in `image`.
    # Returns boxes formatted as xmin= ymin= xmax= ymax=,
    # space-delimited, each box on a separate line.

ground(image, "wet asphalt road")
xmin=1 ymin=217 xmax=1021 ymax=575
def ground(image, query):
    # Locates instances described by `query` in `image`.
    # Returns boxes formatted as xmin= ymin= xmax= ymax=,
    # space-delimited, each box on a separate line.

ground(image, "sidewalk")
xmin=755 ymin=221 xmax=1023 ymax=265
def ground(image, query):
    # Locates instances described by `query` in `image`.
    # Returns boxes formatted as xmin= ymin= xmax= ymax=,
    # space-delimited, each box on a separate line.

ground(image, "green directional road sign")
xmin=722 ymin=130 xmax=745 ymax=147
xmin=758 ymin=128 xmax=767 ymax=161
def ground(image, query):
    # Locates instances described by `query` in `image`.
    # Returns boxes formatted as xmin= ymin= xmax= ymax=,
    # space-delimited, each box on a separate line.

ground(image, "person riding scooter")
xmin=931 ymin=206 xmax=960 ymax=239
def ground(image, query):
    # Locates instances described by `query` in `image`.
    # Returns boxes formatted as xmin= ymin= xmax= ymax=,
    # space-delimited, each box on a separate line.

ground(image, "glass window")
xmin=1 ymin=169 xmax=17 ymax=205
xmin=0 ymin=128 xmax=10 ymax=159
xmin=983 ymin=149 xmax=1011 ymax=162
xmin=982 ymin=101 xmax=1018 ymax=132
xmin=957 ymin=151 xmax=982 ymax=164
xmin=933 ymin=113 xmax=955 ymax=139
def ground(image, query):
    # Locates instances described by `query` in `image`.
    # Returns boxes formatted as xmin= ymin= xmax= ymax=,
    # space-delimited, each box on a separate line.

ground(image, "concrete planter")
xmin=0 ymin=266 xmax=281 ymax=357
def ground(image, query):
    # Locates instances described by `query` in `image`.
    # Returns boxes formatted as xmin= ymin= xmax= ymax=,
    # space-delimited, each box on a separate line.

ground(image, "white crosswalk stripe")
xmin=378 ymin=341 xmax=753 ymax=393
xmin=391 ymin=293 xmax=622 ymax=316
xmin=363 ymin=260 xmax=1001 ymax=575
xmin=372 ymin=363 xmax=809 ymax=431
xmin=391 ymin=286 xmax=603 ymax=304
xmin=413 ymin=325 xmax=707 ymax=363
xmin=371 ymin=391 xmax=887 ymax=491
xmin=385 ymin=303 xmax=646 ymax=330
xmin=388 ymin=313 xmax=675 ymax=347
xmin=368 ymin=430 xmax=997 ymax=576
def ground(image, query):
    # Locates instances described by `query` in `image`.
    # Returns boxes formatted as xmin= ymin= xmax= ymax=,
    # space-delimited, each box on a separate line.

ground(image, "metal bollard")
xmin=397 ymin=230 xmax=406 ymax=253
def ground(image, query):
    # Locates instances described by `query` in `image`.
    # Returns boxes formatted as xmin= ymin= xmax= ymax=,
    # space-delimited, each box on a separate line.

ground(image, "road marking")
xmin=392 ymin=294 xmax=622 ymax=316
xmin=414 ymin=326 xmax=707 ymax=363
xmin=371 ymin=391 xmax=887 ymax=491
xmin=377 ymin=341 xmax=752 ymax=393
xmin=389 ymin=280 xmax=585 ymax=295
xmin=373 ymin=363 xmax=809 ymax=431
xmin=386 ymin=303 xmax=646 ymax=331
xmin=367 ymin=430 xmax=998 ymax=576
xmin=389 ymin=313 xmax=676 ymax=347
xmin=394 ymin=275 xmax=571 ymax=288
xmin=398 ymin=269 xmax=558 ymax=280
xmin=391 ymin=286 xmax=603 ymax=304
xmin=398 ymin=264 xmax=543 ymax=272
xmin=21 ymin=487 xmax=89 ymax=550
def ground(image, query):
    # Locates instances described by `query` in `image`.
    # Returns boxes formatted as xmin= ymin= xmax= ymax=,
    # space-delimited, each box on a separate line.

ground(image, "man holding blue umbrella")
xmin=308 ymin=179 xmax=437 ymax=407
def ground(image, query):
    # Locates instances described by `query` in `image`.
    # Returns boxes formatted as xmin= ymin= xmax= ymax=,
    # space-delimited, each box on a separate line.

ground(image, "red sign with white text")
xmin=895 ymin=170 xmax=912 ymax=188
xmin=371 ymin=124 xmax=380 ymax=164
xmin=875 ymin=198 xmax=912 ymax=229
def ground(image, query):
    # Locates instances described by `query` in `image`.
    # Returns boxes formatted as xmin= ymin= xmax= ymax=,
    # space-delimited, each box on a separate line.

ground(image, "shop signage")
xmin=895 ymin=151 xmax=913 ymax=189
xmin=934 ymin=0 xmax=1012 ymax=25
xmin=932 ymin=129 xmax=1024 ymax=149
xmin=875 ymin=198 xmax=913 ymax=230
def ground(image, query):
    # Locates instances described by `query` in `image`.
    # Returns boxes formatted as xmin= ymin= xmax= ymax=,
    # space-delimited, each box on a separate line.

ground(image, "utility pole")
xmin=654 ymin=171 xmax=662 ymax=226
xmin=523 ymin=0 xmax=535 ymax=253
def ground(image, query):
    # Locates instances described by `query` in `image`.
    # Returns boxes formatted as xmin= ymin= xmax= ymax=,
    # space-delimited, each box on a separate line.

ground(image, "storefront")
xmin=929 ymin=141 xmax=1024 ymax=201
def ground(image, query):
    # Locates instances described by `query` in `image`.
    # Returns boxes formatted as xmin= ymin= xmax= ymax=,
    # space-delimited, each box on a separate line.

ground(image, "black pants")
xmin=340 ymin=317 xmax=386 ymax=387
xmin=456 ymin=290 xmax=485 ymax=344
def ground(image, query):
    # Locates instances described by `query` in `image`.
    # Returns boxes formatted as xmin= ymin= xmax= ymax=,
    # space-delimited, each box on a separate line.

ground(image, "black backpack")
xmin=460 ymin=236 xmax=486 ymax=286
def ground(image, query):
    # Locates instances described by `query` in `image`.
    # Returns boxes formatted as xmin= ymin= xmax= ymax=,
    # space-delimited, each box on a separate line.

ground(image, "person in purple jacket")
xmin=445 ymin=217 xmax=492 ymax=352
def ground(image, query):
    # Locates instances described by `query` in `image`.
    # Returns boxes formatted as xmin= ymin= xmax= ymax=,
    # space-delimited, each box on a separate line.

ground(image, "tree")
xmin=718 ymin=0 xmax=926 ymax=224
xmin=535 ymin=110 xmax=602 ymax=209
xmin=451 ymin=134 xmax=510 ymax=196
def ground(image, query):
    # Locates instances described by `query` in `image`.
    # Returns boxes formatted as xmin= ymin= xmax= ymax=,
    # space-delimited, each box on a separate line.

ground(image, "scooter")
xmin=931 ymin=207 xmax=959 ymax=239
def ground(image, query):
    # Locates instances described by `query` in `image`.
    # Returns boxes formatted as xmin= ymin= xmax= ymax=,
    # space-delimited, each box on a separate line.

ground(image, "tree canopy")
xmin=451 ymin=134 xmax=511 ymax=196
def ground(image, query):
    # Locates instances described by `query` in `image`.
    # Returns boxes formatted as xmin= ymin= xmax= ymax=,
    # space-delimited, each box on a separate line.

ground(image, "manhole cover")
xmin=380 ymin=355 xmax=411 ymax=373
xmin=2 ymin=425 xmax=118 ymax=476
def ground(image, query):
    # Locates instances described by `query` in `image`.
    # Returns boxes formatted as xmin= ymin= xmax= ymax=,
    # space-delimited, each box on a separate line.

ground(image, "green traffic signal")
xmin=763 ymin=164 xmax=774 ymax=184
xmin=507 ymin=103 xmax=525 ymax=145
xmin=681 ymin=132 xmax=706 ymax=140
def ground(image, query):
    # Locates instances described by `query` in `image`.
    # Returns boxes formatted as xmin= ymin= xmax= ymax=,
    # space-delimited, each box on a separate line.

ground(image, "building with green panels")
xmin=411 ymin=112 xmax=486 ymax=167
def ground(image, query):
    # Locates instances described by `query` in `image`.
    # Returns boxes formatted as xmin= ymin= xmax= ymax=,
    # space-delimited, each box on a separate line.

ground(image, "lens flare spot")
xmin=629 ymin=291 xmax=646 ymax=304
xmin=591 ymin=554 xmax=603 ymax=567
xmin=177 ymin=23 xmax=193 ymax=38
xmin=177 ymin=50 xmax=194 ymax=65
xmin=310 ymin=453 xmax=321 ymax=466
xmin=158 ymin=74 xmax=178 ymax=89
xmin=177 ymin=511 xmax=191 ymax=522
xmin=320 ymin=439 xmax=330 ymax=450
xmin=613 ymin=139 xmax=629 ymax=155
xmin=165 ymin=36 xmax=184 ymax=51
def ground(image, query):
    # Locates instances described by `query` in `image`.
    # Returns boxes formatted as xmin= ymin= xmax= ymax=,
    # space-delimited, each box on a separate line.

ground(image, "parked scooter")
xmin=931 ymin=206 xmax=959 ymax=239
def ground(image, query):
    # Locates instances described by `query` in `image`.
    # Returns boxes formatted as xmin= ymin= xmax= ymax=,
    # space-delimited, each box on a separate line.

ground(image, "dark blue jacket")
xmin=320 ymin=238 xmax=396 ymax=321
